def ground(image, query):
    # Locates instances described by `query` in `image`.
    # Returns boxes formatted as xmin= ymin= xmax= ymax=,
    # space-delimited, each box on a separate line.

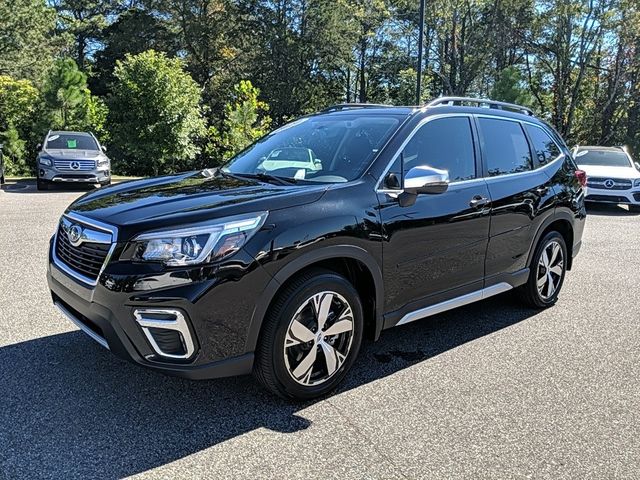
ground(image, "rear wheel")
xmin=517 ymin=231 xmax=567 ymax=308
xmin=254 ymin=269 xmax=363 ymax=400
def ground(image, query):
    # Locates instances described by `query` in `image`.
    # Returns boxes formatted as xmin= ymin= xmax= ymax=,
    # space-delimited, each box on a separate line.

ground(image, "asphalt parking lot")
xmin=1 ymin=180 xmax=639 ymax=479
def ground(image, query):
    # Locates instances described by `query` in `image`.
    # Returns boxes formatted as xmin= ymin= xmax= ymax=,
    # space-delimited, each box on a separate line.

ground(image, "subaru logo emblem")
xmin=604 ymin=179 xmax=615 ymax=189
xmin=68 ymin=224 xmax=83 ymax=246
xmin=70 ymin=161 xmax=80 ymax=170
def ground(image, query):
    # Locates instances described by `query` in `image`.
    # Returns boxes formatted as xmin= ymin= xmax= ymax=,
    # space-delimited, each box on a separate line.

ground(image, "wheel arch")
xmin=245 ymin=245 xmax=385 ymax=354
xmin=527 ymin=212 xmax=575 ymax=270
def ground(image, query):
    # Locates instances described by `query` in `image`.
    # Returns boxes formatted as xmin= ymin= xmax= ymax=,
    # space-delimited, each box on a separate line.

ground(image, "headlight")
xmin=39 ymin=156 xmax=53 ymax=167
xmin=634 ymin=179 xmax=640 ymax=188
xmin=132 ymin=212 xmax=268 ymax=266
xmin=97 ymin=158 xmax=109 ymax=168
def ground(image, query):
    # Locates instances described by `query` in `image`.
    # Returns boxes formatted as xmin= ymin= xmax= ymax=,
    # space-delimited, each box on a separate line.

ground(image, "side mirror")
xmin=404 ymin=165 xmax=449 ymax=194
xmin=101 ymin=145 xmax=107 ymax=152
xmin=398 ymin=166 xmax=449 ymax=207
xmin=635 ymin=162 xmax=640 ymax=171
xmin=37 ymin=143 xmax=42 ymax=150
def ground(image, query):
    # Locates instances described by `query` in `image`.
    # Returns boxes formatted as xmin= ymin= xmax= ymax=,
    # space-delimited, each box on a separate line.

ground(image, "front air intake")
xmin=133 ymin=309 xmax=196 ymax=360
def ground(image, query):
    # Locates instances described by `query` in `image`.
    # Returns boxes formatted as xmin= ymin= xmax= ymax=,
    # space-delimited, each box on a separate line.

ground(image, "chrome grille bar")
xmin=53 ymin=159 xmax=97 ymax=171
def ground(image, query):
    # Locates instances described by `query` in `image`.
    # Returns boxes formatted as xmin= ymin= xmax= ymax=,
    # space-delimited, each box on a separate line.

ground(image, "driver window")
xmin=385 ymin=117 xmax=476 ymax=189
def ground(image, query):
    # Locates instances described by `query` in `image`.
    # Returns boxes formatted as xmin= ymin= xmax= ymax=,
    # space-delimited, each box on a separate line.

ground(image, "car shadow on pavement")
xmin=0 ymin=293 xmax=536 ymax=479
xmin=1 ymin=179 xmax=96 ymax=194
xmin=586 ymin=203 xmax=640 ymax=216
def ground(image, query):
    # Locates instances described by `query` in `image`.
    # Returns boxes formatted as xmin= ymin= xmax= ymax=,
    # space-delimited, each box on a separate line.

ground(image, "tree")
xmin=49 ymin=0 xmax=122 ymax=68
xmin=491 ymin=66 xmax=533 ymax=107
xmin=0 ymin=123 xmax=28 ymax=175
xmin=0 ymin=76 xmax=39 ymax=132
xmin=42 ymin=59 xmax=93 ymax=130
xmin=91 ymin=8 xmax=180 ymax=96
xmin=205 ymin=80 xmax=271 ymax=164
xmin=0 ymin=0 xmax=64 ymax=81
xmin=108 ymin=50 xmax=206 ymax=176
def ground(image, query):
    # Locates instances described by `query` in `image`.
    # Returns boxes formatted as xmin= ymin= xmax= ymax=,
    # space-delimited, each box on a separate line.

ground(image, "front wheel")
xmin=254 ymin=269 xmax=363 ymax=400
xmin=517 ymin=231 xmax=567 ymax=308
xmin=36 ymin=179 xmax=49 ymax=191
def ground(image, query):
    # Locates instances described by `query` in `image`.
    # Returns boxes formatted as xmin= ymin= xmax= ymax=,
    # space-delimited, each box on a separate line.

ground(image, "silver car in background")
xmin=37 ymin=131 xmax=111 ymax=191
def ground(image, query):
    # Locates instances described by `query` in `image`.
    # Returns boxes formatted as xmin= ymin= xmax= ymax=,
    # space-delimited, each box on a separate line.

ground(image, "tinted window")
xmin=225 ymin=115 xmax=400 ymax=183
xmin=388 ymin=117 xmax=476 ymax=185
xmin=46 ymin=134 xmax=98 ymax=150
xmin=525 ymin=124 xmax=561 ymax=166
xmin=479 ymin=118 xmax=532 ymax=176
xmin=574 ymin=149 xmax=631 ymax=167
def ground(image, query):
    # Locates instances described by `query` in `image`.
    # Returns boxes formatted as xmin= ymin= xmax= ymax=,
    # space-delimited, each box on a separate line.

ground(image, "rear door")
xmin=476 ymin=116 xmax=556 ymax=280
xmin=378 ymin=114 xmax=491 ymax=317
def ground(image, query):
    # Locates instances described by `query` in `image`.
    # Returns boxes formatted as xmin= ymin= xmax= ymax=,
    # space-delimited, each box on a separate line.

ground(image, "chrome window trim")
xmin=395 ymin=282 xmax=513 ymax=327
xmin=374 ymin=113 xmax=477 ymax=193
xmin=475 ymin=114 xmax=565 ymax=177
xmin=375 ymin=112 xmax=566 ymax=195
xmin=52 ymin=211 xmax=118 ymax=288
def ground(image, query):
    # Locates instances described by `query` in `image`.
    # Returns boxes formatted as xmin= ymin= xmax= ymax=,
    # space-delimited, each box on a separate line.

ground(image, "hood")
xmin=577 ymin=164 xmax=640 ymax=179
xmin=67 ymin=171 xmax=328 ymax=240
xmin=43 ymin=149 xmax=104 ymax=159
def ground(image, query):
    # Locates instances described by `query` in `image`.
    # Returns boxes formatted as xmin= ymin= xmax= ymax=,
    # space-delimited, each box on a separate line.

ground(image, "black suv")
xmin=47 ymin=97 xmax=586 ymax=399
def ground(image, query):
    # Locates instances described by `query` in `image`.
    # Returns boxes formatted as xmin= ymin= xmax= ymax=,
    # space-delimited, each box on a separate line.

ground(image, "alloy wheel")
xmin=283 ymin=291 xmax=354 ymax=386
xmin=536 ymin=240 xmax=564 ymax=300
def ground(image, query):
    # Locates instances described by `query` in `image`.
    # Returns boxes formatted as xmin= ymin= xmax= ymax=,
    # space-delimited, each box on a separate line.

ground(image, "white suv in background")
xmin=574 ymin=146 xmax=640 ymax=212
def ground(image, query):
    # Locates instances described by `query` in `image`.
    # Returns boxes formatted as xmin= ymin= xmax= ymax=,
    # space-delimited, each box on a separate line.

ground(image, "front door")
xmin=377 ymin=115 xmax=491 ymax=317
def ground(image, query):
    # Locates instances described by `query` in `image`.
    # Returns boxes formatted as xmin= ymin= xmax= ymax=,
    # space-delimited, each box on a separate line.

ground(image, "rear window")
xmin=46 ymin=134 xmax=98 ymax=151
xmin=575 ymin=150 xmax=631 ymax=167
xmin=479 ymin=118 xmax=532 ymax=176
xmin=524 ymin=124 xmax=561 ymax=166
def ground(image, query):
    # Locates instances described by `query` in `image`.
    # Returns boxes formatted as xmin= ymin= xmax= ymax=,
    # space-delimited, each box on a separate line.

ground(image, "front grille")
xmin=55 ymin=223 xmax=111 ymax=281
xmin=54 ymin=159 xmax=96 ymax=171
xmin=587 ymin=177 xmax=632 ymax=190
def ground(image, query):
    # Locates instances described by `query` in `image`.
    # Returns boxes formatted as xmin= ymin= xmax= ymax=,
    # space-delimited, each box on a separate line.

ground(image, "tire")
xmin=517 ymin=231 xmax=568 ymax=308
xmin=254 ymin=268 xmax=363 ymax=400
xmin=100 ymin=180 xmax=112 ymax=187
xmin=36 ymin=179 xmax=49 ymax=191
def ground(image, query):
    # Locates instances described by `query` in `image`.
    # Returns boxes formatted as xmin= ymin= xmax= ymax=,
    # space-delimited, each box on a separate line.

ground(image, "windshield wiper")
xmin=229 ymin=172 xmax=298 ymax=186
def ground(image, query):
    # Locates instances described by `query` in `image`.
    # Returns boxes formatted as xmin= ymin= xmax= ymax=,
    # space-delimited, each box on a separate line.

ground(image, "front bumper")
xmin=39 ymin=165 xmax=110 ymax=184
xmin=47 ymin=239 xmax=273 ymax=380
xmin=584 ymin=187 xmax=640 ymax=205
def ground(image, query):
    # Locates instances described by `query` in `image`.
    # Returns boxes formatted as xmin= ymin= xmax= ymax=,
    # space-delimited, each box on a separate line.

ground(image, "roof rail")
xmin=321 ymin=103 xmax=392 ymax=113
xmin=426 ymin=96 xmax=534 ymax=116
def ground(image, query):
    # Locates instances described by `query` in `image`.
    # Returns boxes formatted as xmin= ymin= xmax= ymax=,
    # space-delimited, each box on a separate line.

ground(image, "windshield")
xmin=224 ymin=115 xmax=401 ymax=183
xmin=46 ymin=134 xmax=98 ymax=151
xmin=575 ymin=149 xmax=631 ymax=167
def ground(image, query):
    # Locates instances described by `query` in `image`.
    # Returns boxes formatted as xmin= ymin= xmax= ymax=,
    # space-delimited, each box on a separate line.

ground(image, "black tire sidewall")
xmin=268 ymin=273 xmax=363 ymax=400
xmin=529 ymin=232 xmax=567 ymax=307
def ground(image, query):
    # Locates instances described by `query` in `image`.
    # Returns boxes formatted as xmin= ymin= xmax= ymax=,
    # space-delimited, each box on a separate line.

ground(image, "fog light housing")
xmin=134 ymin=308 xmax=196 ymax=360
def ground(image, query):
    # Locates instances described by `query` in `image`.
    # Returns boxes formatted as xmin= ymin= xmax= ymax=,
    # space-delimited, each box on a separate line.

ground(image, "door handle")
xmin=469 ymin=195 xmax=490 ymax=209
xmin=535 ymin=186 xmax=549 ymax=196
